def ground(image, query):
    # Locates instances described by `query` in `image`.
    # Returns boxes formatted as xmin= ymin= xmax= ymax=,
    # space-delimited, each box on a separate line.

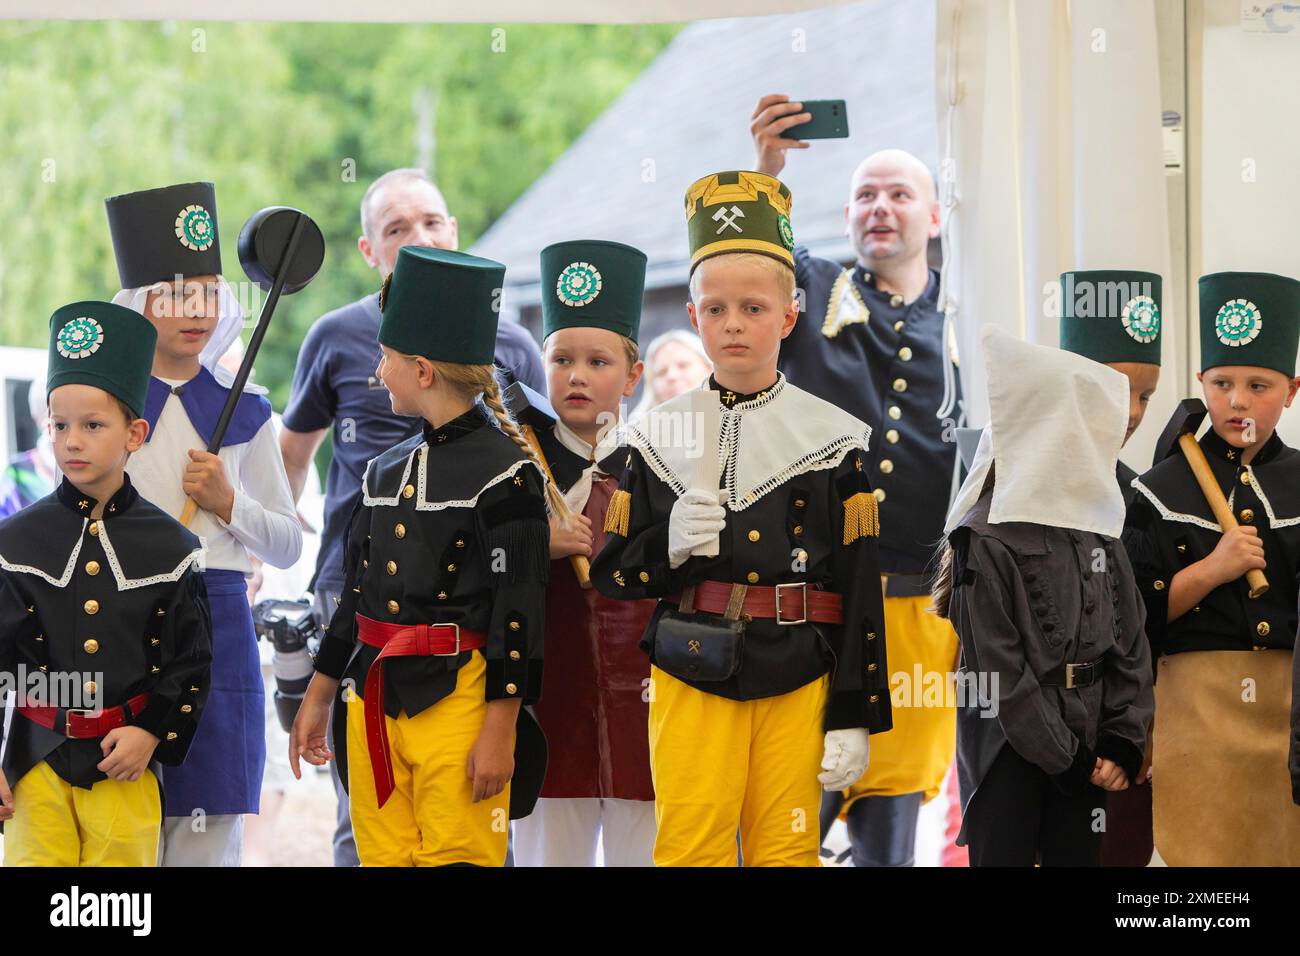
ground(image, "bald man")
xmin=751 ymin=95 xmax=964 ymax=868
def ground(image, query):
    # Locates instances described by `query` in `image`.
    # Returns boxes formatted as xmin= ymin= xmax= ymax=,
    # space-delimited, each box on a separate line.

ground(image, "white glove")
xmin=818 ymin=728 xmax=870 ymax=791
xmin=668 ymin=488 xmax=727 ymax=569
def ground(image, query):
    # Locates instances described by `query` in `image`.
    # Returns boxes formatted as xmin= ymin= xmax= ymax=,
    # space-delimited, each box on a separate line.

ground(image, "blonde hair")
xmin=423 ymin=358 xmax=572 ymax=517
xmin=688 ymin=252 xmax=797 ymax=304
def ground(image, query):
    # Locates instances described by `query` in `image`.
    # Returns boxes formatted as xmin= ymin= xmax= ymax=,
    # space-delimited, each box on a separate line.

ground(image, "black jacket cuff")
xmin=1051 ymin=740 xmax=1096 ymax=795
xmin=1095 ymin=733 xmax=1144 ymax=784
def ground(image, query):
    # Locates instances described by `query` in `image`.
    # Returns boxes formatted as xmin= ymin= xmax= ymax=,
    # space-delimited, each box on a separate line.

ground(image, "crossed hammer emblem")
xmin=713 ymin=205 xmax=745 ymax=234
xmin=688 ymin=639 xmax=702 ymax=655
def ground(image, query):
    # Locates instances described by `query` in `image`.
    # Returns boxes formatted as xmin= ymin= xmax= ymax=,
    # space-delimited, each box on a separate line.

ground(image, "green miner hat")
xmin=540 ymin=240 xmax=646 ymax=343
xmin=46 ymin=301 xmax=158 ymax=417
xmin=1199 ymin=271 xmax=1300 ymax=376
xmin=377 ymin=246 xmax=505 ymax=365
xmin=1058 ymin=270 xmax=1162 ymax=366
xmin=684 ymin=170 xmax=794 ymax=274
xmin=106 ymin=182 xmax=222 ymax=288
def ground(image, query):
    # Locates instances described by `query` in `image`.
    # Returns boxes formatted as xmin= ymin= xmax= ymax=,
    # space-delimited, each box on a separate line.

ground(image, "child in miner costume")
xmin=290 ymin=246 xmax=550 ymax=867
xmin=105 ymin=182 xmax=302 ymax=866
xmin=510 ymin=240 xmax=659 ymax=867
xmin=1126 ymin=271 xmax=1300 ymax=865
xmin=592 ymin=171 xmax=892 ymax=867
xmin=934 ymin=327 xmax=1153 ymax=866
xmin=0 ymin=302 xmax=212 ymax=866
xmin=1057 ymin=269 xmax=1162 ymax=866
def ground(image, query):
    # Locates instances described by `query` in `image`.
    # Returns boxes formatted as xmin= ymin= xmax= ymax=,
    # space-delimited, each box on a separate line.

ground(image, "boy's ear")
xmin=416 ymin=356 xmax=437 ymax=389
xmin=623 ymin=359 xmax=645 ymax=398
xmin=779 ymin=295 xmax=800 ymax=340
xmin=127 ymin=418 xmax=150 ymax=452
xmin=686 ymin=301 xmax=700 ymax=334
xmin=1286 ymin=376 xmax=1300 ymax=407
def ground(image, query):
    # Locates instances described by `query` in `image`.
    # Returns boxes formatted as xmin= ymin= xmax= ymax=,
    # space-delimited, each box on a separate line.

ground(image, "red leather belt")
xmin=18 ymin=692 xmax=152 ymax=739
xmin=355 ymin=612 xmax=487 ymax=808
xmin=668 ymin=580 xmax=843 ymax=625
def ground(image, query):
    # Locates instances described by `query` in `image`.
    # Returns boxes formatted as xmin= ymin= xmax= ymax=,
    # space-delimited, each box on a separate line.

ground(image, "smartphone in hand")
xmin=780 ymin=99 xmax=849 ymax=140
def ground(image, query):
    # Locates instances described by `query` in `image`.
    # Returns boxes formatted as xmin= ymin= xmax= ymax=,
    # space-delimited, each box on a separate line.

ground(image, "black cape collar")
xmin=55 ymin=472 xmax=139 ymax=518
xmin=709 ymin=375 xmax=779 ymax=409
xmin=422 ymin=406 xmax=489 ymax=447
xmin=1200 ymin=427 xmax=1285 ymax=467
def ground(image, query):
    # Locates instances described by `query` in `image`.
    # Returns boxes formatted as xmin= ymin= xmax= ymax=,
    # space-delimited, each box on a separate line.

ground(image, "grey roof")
xmin=472 ymin=0 xmax=937 ymax=306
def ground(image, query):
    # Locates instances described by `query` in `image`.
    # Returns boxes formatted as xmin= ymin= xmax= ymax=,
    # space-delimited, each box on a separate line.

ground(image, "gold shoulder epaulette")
xmin=842 ymin=491 xmax=880 ymax=544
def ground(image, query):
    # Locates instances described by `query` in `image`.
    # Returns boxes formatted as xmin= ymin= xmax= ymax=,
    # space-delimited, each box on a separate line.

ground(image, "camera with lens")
xmin=252 ymin=597 xmax=321 ymax=732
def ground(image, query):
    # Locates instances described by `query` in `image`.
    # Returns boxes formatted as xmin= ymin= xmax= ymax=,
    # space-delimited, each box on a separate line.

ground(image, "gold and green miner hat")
xmin=684 ymin=170 xmax=794 ymax=274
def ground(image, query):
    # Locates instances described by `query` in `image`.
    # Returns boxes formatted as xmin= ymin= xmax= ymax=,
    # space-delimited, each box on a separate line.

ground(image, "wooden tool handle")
xmin=178 ymin=496 xmax=200 ymax=528
xmin=522 ymin=425 xmax=593 ymax=590
xmin=1177 ymin=433 xmax=1268 ymax=598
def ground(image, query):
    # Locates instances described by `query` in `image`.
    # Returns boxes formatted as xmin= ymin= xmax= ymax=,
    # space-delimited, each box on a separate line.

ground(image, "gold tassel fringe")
xmin=604 ymin=489 xmax=632 ymax=537
xmin=842 ymin=492 xmax=879 ymax=544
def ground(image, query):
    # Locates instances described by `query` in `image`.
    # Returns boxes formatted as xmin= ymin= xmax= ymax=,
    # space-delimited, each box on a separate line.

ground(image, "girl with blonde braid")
xmin=290 ymin=247 xmax=551 ymax=867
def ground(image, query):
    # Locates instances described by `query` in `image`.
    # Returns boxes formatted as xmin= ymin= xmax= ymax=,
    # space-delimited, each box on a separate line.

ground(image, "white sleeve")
xmin=215 ymin=418 xmax=304 ymax=569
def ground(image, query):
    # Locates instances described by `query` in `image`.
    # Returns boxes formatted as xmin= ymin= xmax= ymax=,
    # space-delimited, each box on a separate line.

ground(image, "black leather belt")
xmin=1041 ymin=658 xmax=1105 ymax=689
xmin=883 ymin=573 xmax=931 ymax=598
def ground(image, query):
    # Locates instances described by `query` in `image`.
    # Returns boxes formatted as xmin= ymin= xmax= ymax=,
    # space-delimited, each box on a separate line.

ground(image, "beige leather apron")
xmin=1153 ymin=649 xmax=1300 ymax=865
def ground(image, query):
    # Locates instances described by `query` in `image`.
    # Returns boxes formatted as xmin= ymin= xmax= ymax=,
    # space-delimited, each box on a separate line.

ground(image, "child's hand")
xmin=183 ymin=449 xmax=236 ymax=523
xmin=289 ymin=676 xmax=338 ymax=779
xmin=1090 ymin=758 xmax=1129 ymax=792
xmin=549 ymin=513 xmax=593 ymax=559
xmin=1205 ymin=524 xmax=1266 ymax=586
xmin=98 ymin=726 xmax=160 ymax=781
xmin=0 ymin=767 xmax=13 ymax=821
xmin=467 ymin=701 xmax=517 ymax=803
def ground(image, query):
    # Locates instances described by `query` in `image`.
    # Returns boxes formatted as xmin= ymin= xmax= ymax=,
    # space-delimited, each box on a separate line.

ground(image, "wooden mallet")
xmin=1152 ymin=397 xmax=1268 ymax=598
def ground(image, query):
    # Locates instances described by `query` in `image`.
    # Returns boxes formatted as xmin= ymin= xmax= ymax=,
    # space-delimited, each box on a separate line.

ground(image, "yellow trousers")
xmin=844 ymin=594 xmax=958 ymax=806
xmin=648 ymin=666 xmax=827 ymax=867
xmin=346 ymin=650 xmax=512 ymax=867
xmin=3 ymin=760 xmax=161 ymax=867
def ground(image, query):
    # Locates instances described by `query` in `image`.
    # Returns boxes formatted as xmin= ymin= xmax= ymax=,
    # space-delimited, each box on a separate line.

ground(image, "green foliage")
xmin=0 ymin=19 xmax=679 ymax=411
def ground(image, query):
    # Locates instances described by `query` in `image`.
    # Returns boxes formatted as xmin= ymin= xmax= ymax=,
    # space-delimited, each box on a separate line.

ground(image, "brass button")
xmin=363 ymin=559 xmax=369 ymax=569
xmin=509 ymin=621 xmax=521 ymax=631
xmin=455 ymin=538 xmax=465 ymax=548
xmin=746 ymin=571 xmax=760 ymax=584
xmin=85 ymin=560 xmax=100 ymax=576
xmin=1192 ymin=605 xmax=1201 ymax=613
xmin=898 ymin=346 xmax=913 ymax=361
xmin=83 ymin=639 xmax=99 ymax=654
xmin=38 ymin=664 xmax=47 ymax=672
xmin=1257 ymin=621 xmax=1270 ymax=637
xmin=887 ymin=405 xmax=901 ymax=420
xmin=1176 ymin=543 xmax=1186 ymax=553
xmin=873 ymin=488 xmax=887 ymax=503
xmin=741 ymin=613 xmax=753 ymax=623
xmin=437 ymin=591 xmax=448 ymax=600
xmin=1239 ymin=472 xmax=1251 ymax=486
xmin=885 ymin=429 xmax=899 ymax=444
xmin=157 ymin=608 xmax=166 ymax=617
xmin=793 ymin=525 xmax=804 ymax=536
xmin=402 ymin=484 xmax=415 ymax=499
xmin=794 ymin=499 xmax=806 ymax=509
xmin=506 ymin=683 xmax=518 ymax=695
xmin=869 ymin=694 xmax=880 ymax=703
xmin=1152 ymin=580 xmax=1165 ymax=591
xmin=84 ymin=599 xmax=99 ymax=615
xmin=796 ymin=550 xmax=808 ymax=563
xmin=1253 ymin=644 xmax=1266 ymax=651
xmin=394 ymin=523 xmax=406 ymax=538
xmin=151 ymin=665 xmax=161 ymax=674
xmin=747 ymin=530 xmax=760 ymax=542
xmin=151 ymin=638 xmax=160 ymax=646
xmin=889 ymin=294 xmax=904 ymax=307
xmin=867 ymin=663 xmax=878 ymax=672
xmin=181 ymin=704 xmax=193 ymax=714
xmin=639 ymin=571 xmax=650 ymax=583
xmin=447 ymin=563 xmax=457 ymax=573
xmin=1239 ymin=508 xmax=1255 ymax=524
xmin=867 ymin=631 xmax=876 ymax=640
xmin=190 ymin=685 xmax=200 ymax=693
xmin=83 ymin=680 xmax=97 ymax=696
xmin=386 ymin=560 xmax=397 ymax=575
xmin=88 ymin=521 xmax=99 ymax=537
xmin=892 ymin=378 xmax=908 ymax=393
xmin=879 ymin=459 xmax=894 ymax=475
xmin=509 ymin=650 xmax=521 ymax=661
xmin=893 ymin=320 xmax=904 ymax=332
xmin=166 ymin=732 xmax=178 ymax=741
xmin=387 ymin=599 xmax=400 ymax=614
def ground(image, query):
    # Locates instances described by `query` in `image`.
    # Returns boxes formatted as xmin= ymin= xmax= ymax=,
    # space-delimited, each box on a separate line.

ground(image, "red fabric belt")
xmin=18 ymin=692 xmax=152 ymax=739
xmin=669 ymin=580 xmax=844 ymax=625
xmin=354 ymin=613 xmax=487 ymax=808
